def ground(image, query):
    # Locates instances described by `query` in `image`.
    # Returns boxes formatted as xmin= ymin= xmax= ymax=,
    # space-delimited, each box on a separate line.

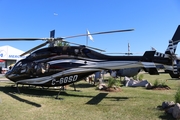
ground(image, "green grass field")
xmin=0 ymin=73 xmax=179 ymax=120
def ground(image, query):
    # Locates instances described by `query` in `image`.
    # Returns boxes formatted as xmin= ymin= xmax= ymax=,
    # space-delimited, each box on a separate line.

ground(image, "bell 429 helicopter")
xmin=0 ymin=27 xmax=179 ymax=96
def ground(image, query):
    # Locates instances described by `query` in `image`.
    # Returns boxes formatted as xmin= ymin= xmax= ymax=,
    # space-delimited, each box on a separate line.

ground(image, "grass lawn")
xmin=0 ymin=73 xmax=179 ymax=120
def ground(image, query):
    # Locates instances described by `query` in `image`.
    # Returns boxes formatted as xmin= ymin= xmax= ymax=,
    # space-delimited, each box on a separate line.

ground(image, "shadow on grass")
xmin=0 ymin=85 xmax=41 ymax=107
xmin=69 ymin=83 xmax=95 ymax=88
xmin=156 ymin=105 xmax=176 ymax=120
xmin=0 ymin=85 xmax=59 ymax=96
xmin=7 ymin=92 xmax=41 ymax=107
xmin=85 ymin=93 xmax=128 ymax=105
xmin=0 ymin=85 xmax=130 ymax=105
xmin=167 ymin=78 xmax=180 ymax=80
xmin=86 ymin=92 xmax=129 ymax=105
xmin=159 ymin=113 xmax=176 ymax=120
xmin=86 ymin=93 xmax=108 ymax=105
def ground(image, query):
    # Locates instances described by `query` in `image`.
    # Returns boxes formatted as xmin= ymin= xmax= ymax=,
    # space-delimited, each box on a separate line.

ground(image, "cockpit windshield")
xmin=12 ymin=60 xmax=22 ymax=70
xmin=10 ymin=60 xmax=27 ymax=74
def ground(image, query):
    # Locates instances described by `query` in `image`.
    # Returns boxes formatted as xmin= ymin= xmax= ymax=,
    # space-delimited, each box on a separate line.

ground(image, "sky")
xmin=0 ymin=0 xmax=180 ymax=56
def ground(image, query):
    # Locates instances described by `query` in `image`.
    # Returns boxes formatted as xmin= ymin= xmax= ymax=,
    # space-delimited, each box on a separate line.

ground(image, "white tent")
xmin=0 ymin=45 xmax=26 ymax=60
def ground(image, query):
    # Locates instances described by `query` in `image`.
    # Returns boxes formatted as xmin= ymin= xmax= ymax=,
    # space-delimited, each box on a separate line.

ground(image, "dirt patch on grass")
xmin=148 ymin=85 xmax=171 ymax=90
xmin=100 ymin=87 xmax=122 ymax=92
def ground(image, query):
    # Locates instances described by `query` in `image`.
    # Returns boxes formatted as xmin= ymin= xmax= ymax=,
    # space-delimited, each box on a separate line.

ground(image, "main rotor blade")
xmin=0 ymin=29 xmax=133 ymax=41
xmin=0 ymin=38 xmax=51 ymax=41
xmin=105 ymin=52 xmax=143 ymax=54
xmin=62 ymin=29 xmax=134 ymax=39
xmin=20 ymin=41 xmax=49 ymax=56
xmin=64 ymin=41 xmax=105 ymax=52
xmin=0 ymin=28 xmax=133 ymax=41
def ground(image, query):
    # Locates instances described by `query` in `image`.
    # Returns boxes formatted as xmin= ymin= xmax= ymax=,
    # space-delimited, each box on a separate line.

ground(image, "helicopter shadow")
xmin=69 ymin=82 xmax=95 ymax=88
xmin=0 ymin=84 xmax=130 ymax=105
xmin=167 ymin=78 xmax=180 ymax=80
xmin=7 ymin=92 xmax=41 ymax=107
xmin=70 ymin=83 xmax=129 ymax=104
xmin=158 ymin=112 xmax=175 ymax=120
xmin=156 ymin=105 xmax=176 ymax=120
xmin=0 ymin=85 xmax=41 ymax=107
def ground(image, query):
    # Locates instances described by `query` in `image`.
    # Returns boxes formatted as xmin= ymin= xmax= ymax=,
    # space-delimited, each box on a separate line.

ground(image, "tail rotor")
xmin=167 ymin=40 xmax=178 ymax=74
xmin=153 ymin=40 xmax=178 ymax=75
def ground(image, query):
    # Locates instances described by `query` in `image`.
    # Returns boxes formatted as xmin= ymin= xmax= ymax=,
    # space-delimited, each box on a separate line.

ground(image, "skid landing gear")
xmin=72 ymin=83 xmax=80 ymax=92
xmin=16 ymin=83 xmax=20 ymax=94
xmin=55 ymin=86 xmax=65 ymax=100
xmin=73 ymin=83 xmax=76 ymax=91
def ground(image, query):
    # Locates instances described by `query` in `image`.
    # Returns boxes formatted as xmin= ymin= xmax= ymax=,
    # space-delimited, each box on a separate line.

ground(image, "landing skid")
xmin=73 ymin=83 xmax=76 ymax=91
xmin=72 ymin=82 xmax=80 ymax=92
xmin=16 ymin=83 xmax=20 ymax=94
xmin=55 ymin=86 xmax=65 ymax=100
xmin=13 ymin=82 xmax=80 ymax=100
xmin=15 ymin=83 xmax=64 ymax=100
xmin=55 ymin=88 xmax=64 ymax=100
xmin=55 ymin=83 xmax=80 ymax=100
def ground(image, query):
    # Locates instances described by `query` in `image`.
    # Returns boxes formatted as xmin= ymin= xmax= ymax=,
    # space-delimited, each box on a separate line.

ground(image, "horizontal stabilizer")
xmin=165 ymin=70 xmax=179 ymax=78
xmin=143 ymin=68 xmax=159 ymax=75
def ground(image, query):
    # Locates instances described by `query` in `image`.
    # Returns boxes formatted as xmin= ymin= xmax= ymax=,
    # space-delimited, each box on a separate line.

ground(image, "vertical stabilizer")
xmin=165 ymin=25 xmax=180 ymax=54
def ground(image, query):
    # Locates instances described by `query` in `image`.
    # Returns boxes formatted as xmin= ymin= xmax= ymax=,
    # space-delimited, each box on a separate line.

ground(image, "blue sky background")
xmin=0 ymin=0 xmax=180 ymax=55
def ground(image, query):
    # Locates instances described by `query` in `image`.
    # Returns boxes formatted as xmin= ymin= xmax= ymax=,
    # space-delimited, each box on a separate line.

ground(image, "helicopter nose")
xmin=5 ymin=70 xmax=16 ymax=82
xmin=5 ymin=70 xmax=11 ymax=79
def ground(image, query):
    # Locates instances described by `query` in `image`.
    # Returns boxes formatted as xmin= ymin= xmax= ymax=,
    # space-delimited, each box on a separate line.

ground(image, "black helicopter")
xmin=0 ymin=27 xmax=179 ymax=98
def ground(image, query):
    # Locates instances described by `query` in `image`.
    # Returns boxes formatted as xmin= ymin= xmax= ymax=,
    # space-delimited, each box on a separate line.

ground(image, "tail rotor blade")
xmin=172 ymin=59 xmax=178 ymax=74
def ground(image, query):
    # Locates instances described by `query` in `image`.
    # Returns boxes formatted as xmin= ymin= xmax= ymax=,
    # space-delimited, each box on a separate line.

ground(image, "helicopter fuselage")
xmin=5 ymin=46 xmax=171 ymax=87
